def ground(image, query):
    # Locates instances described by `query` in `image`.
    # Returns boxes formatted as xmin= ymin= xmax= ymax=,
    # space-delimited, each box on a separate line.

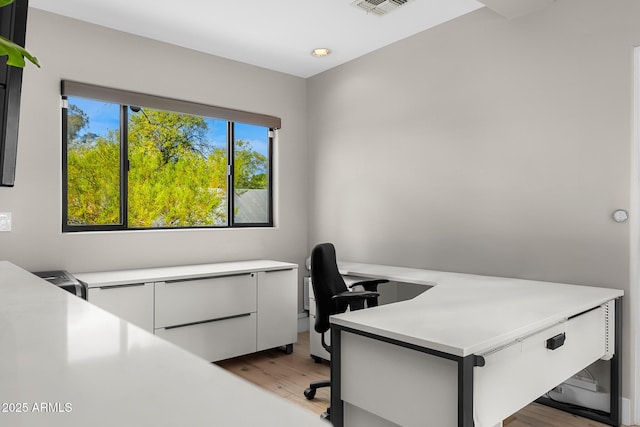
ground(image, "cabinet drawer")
xmin=155 ymin=313 xmax=257 ymax=362
xmin=474 ymin=305 xmax=607 ymax=427
xmin=155 ymin=274 xmax=257 ymax=328
xmin=87 ymin=282 xmax=154 ymax=332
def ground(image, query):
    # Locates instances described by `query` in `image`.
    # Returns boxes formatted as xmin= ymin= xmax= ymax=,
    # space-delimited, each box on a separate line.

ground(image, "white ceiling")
xmin=29 ymin=0 xmax=484 ymax=78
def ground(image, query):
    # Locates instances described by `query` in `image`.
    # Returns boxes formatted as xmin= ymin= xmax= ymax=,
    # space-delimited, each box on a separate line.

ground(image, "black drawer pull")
xmin=99 ymin=283 xmax=146 ymax=290
xmin=264 ymin=268 xmax=294 ymax=273
xmin=546 ymin=333 xmax=566 ymax=350
xmin=164 ymin=313 xmax=252 ymax=330
xmin=165 ymin=273 xmax=253 ymax=283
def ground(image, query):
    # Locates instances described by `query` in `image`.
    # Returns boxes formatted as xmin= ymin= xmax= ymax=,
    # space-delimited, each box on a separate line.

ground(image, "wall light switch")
xmin=0 ymin=212 xmax=12 ymax=232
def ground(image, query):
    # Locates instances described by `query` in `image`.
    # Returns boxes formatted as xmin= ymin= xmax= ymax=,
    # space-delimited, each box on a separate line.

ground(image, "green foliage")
xmin=0 ymin=0 xmax=39 ymax=68
xmin=128 ymin=109 xmax=209 ymax=164
xmin=234 ymin=139 xmax=267 ymax=190
xmin=66 ymin=105 xmax=269 ymax=228
xmin=126 ymin=109 xmax=227 ymax=227
xmin=67 ymin=104 xmax=89 ymax=143
xmin=67 ymin=137 xmax=120 ymax=225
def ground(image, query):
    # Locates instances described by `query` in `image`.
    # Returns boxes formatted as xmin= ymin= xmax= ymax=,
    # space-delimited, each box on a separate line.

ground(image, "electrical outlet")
xmin=0 ymin=212 xmax=12 ymax=232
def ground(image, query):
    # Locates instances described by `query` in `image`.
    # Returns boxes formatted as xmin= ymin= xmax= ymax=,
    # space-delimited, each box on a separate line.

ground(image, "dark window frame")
xmin=61 ymin=82 xmax=277 ymax=232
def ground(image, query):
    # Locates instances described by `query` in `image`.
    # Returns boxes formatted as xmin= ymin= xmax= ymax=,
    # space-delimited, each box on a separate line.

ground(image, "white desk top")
xmin=0 ymin=261 xmax=326 ymax=427
xmin=339 ymin=261 xmax=440 ymax=286
xmin=333 ymin=262 xmax=623 ymax=357
xmin=74 ymin=259 xmax=298 ymax=288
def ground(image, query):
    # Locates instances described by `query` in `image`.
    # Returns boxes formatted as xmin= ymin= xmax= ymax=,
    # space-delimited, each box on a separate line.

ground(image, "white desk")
xmin=0 ymin=261 xmax=328 ymax=427
xmin=331 ymin=262 xmax=623 ymax=427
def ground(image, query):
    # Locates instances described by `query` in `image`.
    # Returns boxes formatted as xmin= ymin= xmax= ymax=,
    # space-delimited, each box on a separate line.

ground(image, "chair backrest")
xmin=310 ymin=243 xmax=349 ymax=334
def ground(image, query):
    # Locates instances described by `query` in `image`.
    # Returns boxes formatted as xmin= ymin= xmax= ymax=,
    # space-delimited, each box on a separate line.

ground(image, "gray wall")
xmin=308 ymin=0 xmax=638 ymax=401
xmin=0 ymin=9 xmax=309 ymax=308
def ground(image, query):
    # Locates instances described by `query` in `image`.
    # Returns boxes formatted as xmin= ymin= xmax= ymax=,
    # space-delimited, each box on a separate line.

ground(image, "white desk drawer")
xmin=155 ymin=274 xmax=257 ymax=328
xmin=155 ymin=312 xmax=257 ymax=362
xmin=474 ymin=305 xmax=607 ymax=427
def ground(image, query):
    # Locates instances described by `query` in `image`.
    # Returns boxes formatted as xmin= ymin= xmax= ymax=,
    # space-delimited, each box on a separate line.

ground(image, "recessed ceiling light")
xmin=311 ymin=48 xmax=331 ymax=57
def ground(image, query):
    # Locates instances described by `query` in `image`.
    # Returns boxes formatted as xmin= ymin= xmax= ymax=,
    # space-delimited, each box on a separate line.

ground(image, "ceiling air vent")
xmin=351 ymin=0 xmax=415 ymax=16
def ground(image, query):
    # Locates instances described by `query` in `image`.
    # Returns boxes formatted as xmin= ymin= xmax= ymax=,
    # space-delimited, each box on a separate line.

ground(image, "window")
xmin=61 ymin=81 xmax=278 ymax=232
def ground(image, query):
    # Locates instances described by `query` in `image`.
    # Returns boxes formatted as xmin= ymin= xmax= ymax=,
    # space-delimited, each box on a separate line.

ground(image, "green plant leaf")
xmin=0 ymin=1 xmax=40 ymax=68
xmin=0 ymin=35 xmax=40 ymax=68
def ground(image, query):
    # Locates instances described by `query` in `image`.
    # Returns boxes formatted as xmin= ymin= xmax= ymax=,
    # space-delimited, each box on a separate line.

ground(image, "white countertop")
xmin=74 ymin=259 xmax=298 ymax=288
xmin=0 ymin=261 xmax=326 ymax=427
xmin=333 ymin=262 xmax=623 ymax=357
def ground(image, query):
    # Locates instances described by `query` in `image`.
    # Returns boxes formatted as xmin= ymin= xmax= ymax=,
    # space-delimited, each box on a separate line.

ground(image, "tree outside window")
xmin=64 ymin=96 xmax=272 ymax=231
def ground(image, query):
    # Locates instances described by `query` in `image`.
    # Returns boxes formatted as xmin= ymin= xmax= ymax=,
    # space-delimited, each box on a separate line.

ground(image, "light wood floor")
xmin=217 ymin=331 xmax=332 ymax=415
xmin=218 ymin=332 xmax=633 ymax=427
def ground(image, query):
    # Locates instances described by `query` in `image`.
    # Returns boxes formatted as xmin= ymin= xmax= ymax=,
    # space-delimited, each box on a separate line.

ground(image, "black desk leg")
xmin=459 ymin=355 xmax=476 ymax=427
xmin=331 ymin=326 xmax=343 ymax=427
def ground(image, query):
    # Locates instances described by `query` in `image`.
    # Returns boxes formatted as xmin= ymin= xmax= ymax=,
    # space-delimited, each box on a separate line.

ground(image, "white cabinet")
xmin=77 ymin=260 xmax=298 ymax=362
xmin=87 ymin=282 xmax=154 ymax=332
xmin=154 ymin=273 xmax=259 ymax=361
xmin=256 ymin=269 xmax=297 ymax=352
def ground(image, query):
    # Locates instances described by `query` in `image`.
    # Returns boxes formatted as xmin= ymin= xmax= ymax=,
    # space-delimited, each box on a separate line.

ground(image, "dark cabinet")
xmin=0 ymin=0 xmax=28 ymax=187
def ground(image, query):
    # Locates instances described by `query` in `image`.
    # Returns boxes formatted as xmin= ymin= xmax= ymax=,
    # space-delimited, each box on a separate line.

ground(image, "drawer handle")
xmin=99 ymin=283 xmax=146 ymax=290
xmin=164 ymin=313 xmax=252 ymax=330
xmin=546 ymin=333 xmax=566 ymax=350
xmin=165 ymin=273 xmax=254 ymax=283
xmin=264 ymin=268 xmax=295 ymax=273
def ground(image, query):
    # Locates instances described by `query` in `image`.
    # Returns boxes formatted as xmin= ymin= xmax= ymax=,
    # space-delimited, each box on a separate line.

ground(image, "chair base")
xmin=303 ymin=379 xmax=330 ymax=400
xmin=320 ymin=408 xmax=330 ymax=421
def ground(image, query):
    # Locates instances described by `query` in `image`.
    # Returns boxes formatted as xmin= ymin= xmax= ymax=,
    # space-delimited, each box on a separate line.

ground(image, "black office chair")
xmin=303 ymin=243 xmax=387 ymax=419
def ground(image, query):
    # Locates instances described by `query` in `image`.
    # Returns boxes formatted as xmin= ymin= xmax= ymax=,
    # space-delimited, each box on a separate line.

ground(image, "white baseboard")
xmin=297 ymin=312 xmax=309 ymax=333
xmin=621 ymin=396 xmax=631 ymax=426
